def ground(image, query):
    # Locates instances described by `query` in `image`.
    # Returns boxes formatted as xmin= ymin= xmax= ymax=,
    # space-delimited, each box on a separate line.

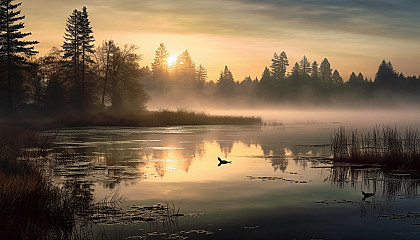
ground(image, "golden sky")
xmin=21 ymin=0 xmax=420 ymax=81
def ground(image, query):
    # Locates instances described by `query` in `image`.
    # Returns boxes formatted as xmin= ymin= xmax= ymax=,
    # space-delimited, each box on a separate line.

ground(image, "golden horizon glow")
xmin=20 ymin=0 xmax=420 ymax=82
xmin=167 ymin=55 xmax=177 ymax=66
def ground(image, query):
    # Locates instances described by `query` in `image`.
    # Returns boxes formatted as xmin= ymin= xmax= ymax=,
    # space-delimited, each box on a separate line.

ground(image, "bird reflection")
xmin=361 ymin=191 xmax=374 ymax=201
xmin=218 ymin=157 xmax=232 ymax=167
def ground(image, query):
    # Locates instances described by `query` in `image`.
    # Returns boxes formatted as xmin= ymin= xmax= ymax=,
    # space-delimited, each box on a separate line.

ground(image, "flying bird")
xmin=218 ymin=157 xmax=232 ymax=167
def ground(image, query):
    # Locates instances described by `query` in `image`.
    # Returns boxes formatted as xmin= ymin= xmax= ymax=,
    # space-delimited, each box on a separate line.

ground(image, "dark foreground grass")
xmin=331 ymin=126 xmax=420 ymax=169
xmin=0 ymin=127 xmax=74 ymax=239
xmin=53 ymin=109 xmax=262 ymax=128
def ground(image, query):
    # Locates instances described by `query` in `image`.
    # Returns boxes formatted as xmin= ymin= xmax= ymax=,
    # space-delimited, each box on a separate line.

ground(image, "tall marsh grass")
xmin=331 ymin=126 xmax=420 ymax=169
xmin=0 ymin=126 xmax=74 ymax=239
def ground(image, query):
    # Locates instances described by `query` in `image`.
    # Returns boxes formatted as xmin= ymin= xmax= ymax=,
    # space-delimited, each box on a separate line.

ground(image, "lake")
xmin=40 ymin=111 xmax=420 ymax=239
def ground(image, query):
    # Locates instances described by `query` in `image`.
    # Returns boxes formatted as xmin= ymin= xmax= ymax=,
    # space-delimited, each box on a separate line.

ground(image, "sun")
xmin=167 ymin=55 xmax=177 ymax=66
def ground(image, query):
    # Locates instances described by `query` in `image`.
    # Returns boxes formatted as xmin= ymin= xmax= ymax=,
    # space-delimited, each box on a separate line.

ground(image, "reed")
xmin=331 ymin=126 xmax=420 ymax=169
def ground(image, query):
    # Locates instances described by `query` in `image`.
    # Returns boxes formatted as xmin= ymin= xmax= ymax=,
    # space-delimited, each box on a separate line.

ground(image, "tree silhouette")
xmin=347 ymin=72 xmax=358 ymax=85
xmin=299 ymin=55 xmax=311 ymax=77
xmin=0 ymin=0 xmax=38 ymax=113
xmin=319 ymin=58 xmax=332 ymax=85
xmin=260 ymin=67 xmax=272 ymax=87
xmin=290 ymin=62 xmax=300 ymax=80
xmin=375 ymin=60 xmax=397 ymax=86
xmin=150 ymin=43 xmax=169 ymax=91
xmin=217 ymin=65 xmax=235 ymax=95
xmin=62 ymin=7 xmax=94 ymax=109
xmin=331 ymin=70 xmax=343 ymax=85
xmin=270 ymin=51 xmax=288 ymax=80
xmin=196 ymin=64 xmax=207 ymax=88
xmin=151 ymin=43 xmax=169 ymax=78
xmin=311 ymin=61 xmax=319 ymax=79
xmin=39 ymin=48 xmax=67 ymax=111
xmin=94 ymin=40 xmax=118 ymax=107
xmin=79 ymin=7 xmax=94 ymax=102
xmin=174 ymin=50 xmax=195 ymax=78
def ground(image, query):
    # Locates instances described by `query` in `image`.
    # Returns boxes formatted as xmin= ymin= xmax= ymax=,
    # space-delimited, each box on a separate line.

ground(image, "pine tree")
xmin=270 ymin=53 xmax=280 ymax=78
xmin=79 ymin=6 xmax=94 ymax=97
xmin=217 ymin=65 xmax=235 ymax=94
xmin=299 ymin=55 xmax=311 ymax=76
xmin=196 ymin=64 xmax=207 ymax=88
xmin=375 ymin=60 xmax=397 ymax=85
xmin=270 ymin=51 xmax=288 ymax=80
xmin=357 ymin=73 xmax=365 ymax=84
xmin=332 ymin=70 xmax=343 ymax=85
xmin=151 ymin=43 xmax=169 ymax=77
xmin=348 ymin=72 xmax=358 ymax=85
xmin=319 ymin=58 xmax=332 ymax=85
xmin=62 ymin=9 xmax=82 ymax=107
xmin=174 ymin=49 xmax=195 ymax=79
xmin=62 ymin=7 xmax=94 ymax=108
xmin=311 ymin=61 xmax=319 ymax=79
xmin=290 ymin=62 xmax=300 ymax=79
xmin=260 ymin=67 xmax=272 ymax=86
xmin=0 ymin=0 xmax=38 ymax=112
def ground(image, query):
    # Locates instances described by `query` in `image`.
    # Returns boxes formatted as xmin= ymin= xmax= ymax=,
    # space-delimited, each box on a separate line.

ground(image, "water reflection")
xmin=34 ymin=125 xmax=420 ymax=239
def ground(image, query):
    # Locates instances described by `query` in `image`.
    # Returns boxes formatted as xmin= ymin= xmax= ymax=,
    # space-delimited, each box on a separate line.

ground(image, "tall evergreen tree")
xmin=331 ymin=70 xmax=343 ymax=85
xmin=151 ymin=43 xmax=169 ymax=78
xmin=217 ymin=65 xmax=235 ymax=95
xmin=311 ymin=61 xmax=319 ymax=79
xmin=62 ymin=9 xmax=82 ymax=107
xmin=290 ymin=62 xmax=300 ymax=79
xmin=174 ymin=49 xmax=195 ymax=79
xmin=299 ymin=55 xmax=311 ymax=76
xmin=0 ymin=0 xmax=38 ymax=112
xmin=270 ymin=51 xmax=289 ymax=80
xmin=150 ymin=43 xmax=169 ymax=92
xmin=62 ymin=7 xmax=94 ymax=108
xmin=319 ymin=58 xmax=332 ymax=85
xmin=347 ymin=72 xmax=358 ymax=85
xmin=196 ymin=64 xmax=207 ymax=88
xmin=357 ymin=73 xmax=365 ymax=84
xmin=375 ymin=60 xmax=397 ymax=85
xmin=79 ymin=6 xmax=94 ymax=98
xmin=260 ymin=67 xmax=272 ymax=86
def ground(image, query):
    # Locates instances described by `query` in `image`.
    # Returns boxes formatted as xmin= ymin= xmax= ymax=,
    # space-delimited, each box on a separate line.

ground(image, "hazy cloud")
xmin=87 ymin=0 xmax=420 ymax=40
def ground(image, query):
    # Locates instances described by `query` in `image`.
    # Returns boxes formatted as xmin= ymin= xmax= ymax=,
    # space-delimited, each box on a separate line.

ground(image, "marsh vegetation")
xmin=331 ymin=126 xmax=420 ymax=169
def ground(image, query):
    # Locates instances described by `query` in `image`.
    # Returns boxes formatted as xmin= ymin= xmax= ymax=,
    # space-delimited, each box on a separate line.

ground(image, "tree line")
xmin=1 ymin=0 xmax=420 ymax=116
xmin=1 ymin=1 xmax=149 ymax=115
xmin=144 ymin=44 xmax=420 ymax=107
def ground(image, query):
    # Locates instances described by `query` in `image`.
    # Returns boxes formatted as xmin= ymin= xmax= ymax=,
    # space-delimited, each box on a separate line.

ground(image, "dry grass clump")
xmin=331 ymin=126 xmax=420 ymax=169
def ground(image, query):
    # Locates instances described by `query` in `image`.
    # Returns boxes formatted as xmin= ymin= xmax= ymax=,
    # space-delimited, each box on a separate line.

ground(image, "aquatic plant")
xmin=331 ymin=126 xmax=420 ymax=169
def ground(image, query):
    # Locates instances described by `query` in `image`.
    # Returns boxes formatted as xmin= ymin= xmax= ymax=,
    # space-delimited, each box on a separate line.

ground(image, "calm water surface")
xmin=43 ymin=121 xmax=420 ymax=239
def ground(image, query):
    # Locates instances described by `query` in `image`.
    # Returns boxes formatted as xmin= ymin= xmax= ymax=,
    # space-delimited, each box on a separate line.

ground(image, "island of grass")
xmin=3 ymin=109 xmax=262 ymax=129
xmin=331 ymin=126 xmax=420 ymax=169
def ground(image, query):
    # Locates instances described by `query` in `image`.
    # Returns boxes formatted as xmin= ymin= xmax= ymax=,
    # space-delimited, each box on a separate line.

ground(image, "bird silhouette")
xmin=218 ymin=157 xmax=232 ymax=167
xmin=361 ymin=191 xmax=374 ymax=201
